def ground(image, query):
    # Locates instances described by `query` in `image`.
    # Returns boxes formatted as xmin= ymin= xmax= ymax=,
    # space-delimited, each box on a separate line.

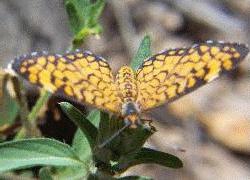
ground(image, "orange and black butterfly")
xmin=11 ymin=41 xmax=249 ymax=128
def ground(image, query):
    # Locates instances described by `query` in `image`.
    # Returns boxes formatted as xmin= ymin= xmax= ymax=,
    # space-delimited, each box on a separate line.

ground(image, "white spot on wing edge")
xmin=206 ymin=40 xmax=213 ymax=44
xmin=207 ymin=74 xmax=219 ymax=83
xmin=31 ymin=52 xmax=38 ymax=56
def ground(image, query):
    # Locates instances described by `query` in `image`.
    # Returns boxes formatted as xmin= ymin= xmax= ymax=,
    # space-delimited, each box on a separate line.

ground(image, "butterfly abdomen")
xmin=116 ymin=66 xmax=138 ymax=103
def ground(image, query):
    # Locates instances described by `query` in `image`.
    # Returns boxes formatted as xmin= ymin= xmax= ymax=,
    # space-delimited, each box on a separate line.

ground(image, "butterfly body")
xmin=10 ymin=41 xmax=249 ymax=128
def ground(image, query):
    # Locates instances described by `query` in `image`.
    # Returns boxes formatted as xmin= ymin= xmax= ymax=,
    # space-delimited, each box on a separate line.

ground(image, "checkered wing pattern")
xmin=136 ymin=41 xmax=249 ymax=111
xmin=11 ymin=51 xmax=122 ymax=113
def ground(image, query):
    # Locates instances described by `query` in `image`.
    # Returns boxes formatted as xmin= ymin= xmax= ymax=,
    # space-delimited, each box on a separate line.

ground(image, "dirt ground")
xmin=0 ymin=0 xmax=250 ymax=179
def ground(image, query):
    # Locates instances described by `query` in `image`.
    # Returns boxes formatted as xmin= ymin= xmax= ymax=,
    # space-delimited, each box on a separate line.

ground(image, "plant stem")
xmin=27 ymin=89 xmax=51 ymax=123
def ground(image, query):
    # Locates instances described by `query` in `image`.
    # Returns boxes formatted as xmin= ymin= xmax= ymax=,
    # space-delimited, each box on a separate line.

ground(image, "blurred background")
xmin=0 ymin=0 xmax=250 ymax=179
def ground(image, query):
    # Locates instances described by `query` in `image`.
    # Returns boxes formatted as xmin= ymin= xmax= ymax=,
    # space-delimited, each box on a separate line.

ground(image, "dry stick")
xmin=109 ymin=0 xmax=139 ymax=58
xmin=10 ymin=77 xmax=41 ymax=139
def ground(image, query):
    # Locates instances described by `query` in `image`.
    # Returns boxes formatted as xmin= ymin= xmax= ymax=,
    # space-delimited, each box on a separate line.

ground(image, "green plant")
xmin=0 ymin=0 xmax=183 ymax=179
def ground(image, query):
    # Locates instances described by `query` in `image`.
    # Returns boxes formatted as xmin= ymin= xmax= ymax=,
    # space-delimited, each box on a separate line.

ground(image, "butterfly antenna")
xmin=98 ymin=122 xmax=130 ymax=149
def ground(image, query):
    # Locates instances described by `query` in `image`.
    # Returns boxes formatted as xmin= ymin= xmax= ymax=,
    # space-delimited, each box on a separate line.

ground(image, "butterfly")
xmin=10 ymin=40 xmax=249 ymax=128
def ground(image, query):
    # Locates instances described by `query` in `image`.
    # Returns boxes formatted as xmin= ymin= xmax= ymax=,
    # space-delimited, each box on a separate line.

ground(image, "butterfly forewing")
xmin=11 ymin=51 xmax=122 ymax=113
xmin=136 ymin=41 xmax=249 ymax=111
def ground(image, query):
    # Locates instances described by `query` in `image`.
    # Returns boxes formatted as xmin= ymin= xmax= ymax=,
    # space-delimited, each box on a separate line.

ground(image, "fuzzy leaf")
xmin=65 ymin=0 xmax=105 ymax=48
xmin=0 ymin=138 xmax=84 ymax=173
xmin=113 ymin=147 xmax=183 ymax=172
xmin=117 ymin=176 xmax=153 ymax=180
xmin=39 ymin=167 xmax=53 ymax=180
xmin=130 ymin=35 xmax=151 ymax=70
xmin=59 ymin=102 xmax=98 ymax=148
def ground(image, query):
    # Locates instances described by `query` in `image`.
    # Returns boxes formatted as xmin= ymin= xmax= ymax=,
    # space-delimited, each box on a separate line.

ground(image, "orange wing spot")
xmin=221 ymin=54 xmax=232 ymax=61
xmin=99 ymin=61 xmax=108 ymax=66
xmin=177 ymin=80 xmax=186 ymax=93
xmin=67 ymin=55 xmax=75 ymax=60
xmin=210 ymin=47 xmax=220 ymax=55
xmin=76 ymin=53 xmax=83 ymax=58
xmin=215 ymin=52 xmax=224 ymax=59
xmin=190 ymin=51 xmax=200 ymax=62
xmin=188 ymin=48 xmax=195 ymax=54
xmin=93 ymin=91 xmax=103 ymax=97
xmin=89 ymin=75 xmax=100 ymax=84
xmin=230 ymin=47 xmax=236 ymax=52
xmin=22 ymin=61 xmax=28 ymax=66
xmin=20 ymin=67 xmax=27 ymax=73
xmin=144 ymin=73 xmax=153 ymax=81
xmin=205 ymin=60 xmax=221 ymax=81
xmin=64 ymin=70 xmax=80 ymax=83
xmin=55 ymin=79 xmax=64 ymax=88
xmin=64 ymin=86 xmax=74 ymax=96
xmin=57 ymin=62 xmax=66 ymax=71
xmin=202 ymin=52 xmax=212 ymax=62
xmin=156 ymin=55 xmax=165 ymax=61
xmin=46 ymin=63 xmax=56 ymax=72
xmin=37 ymin=57 xmax=46 ymax=66
xmin=167 ymin=85 xmax=177 ymax=98
xmin=223 ymin=46 xmax=230 ymax=51
xmin=178 ymin=62 xmax=194 ymax=76
xmin=194 ymin=61 xmax=206 ymax=71
xmin=48 ymin=56 xmax=55 ymax=62
xmin=153 ymin=60 xmax=164 ymax=69
xmin=180 ymin=55 xmax=190 ymax=63
xmin=90 ymin=61 xmax=100 ymax=70
xmin=149 ymin=78 xmax=160 ymax=87
xmin=29 ymin=74 xmax=37 ymax=83
xmin=53 ymin=70 xmax=63 ymax=79
xmin=102 ymin=74 xmax=112 ymax=83
xmin=79 ymin=58 xmax=88 ymax=67
xmin=187 ymin=77 xmax=196 ymax=88
xmin=66 ymin=64 xmax=76 ymax=71
xmin=98 ymin=81 xmax=107 ymax=90
xmin=95 ymin=97 xmax=105 ymax=106
xmin=28 ymin=66 xmax=39 ymax=74
xmin=223 ymin=59 xmax=233 ymax=70
xmin=156 ymin=72 xmax=167 ymax=83
xmin=87 ymin=56 xmax=95 ymax=62
xmin=144 ymin=60 xmax=153 ymax=66
xmin=178 ymin=50 xmax=185 ymax=54
xmin=233 ymin=52 xmax=240 ymax=58
xmin=99 ymin=66 xmax=110 ymax=75
xmin=195 ymin=69 xmax=205 ymax=78
xmin=28 ymin=59 xmax=34 ymax=64
xmin=200 ymin=45 xmax=209 ymax=52
xmin=157 ymin=86 xmax=167 ymax=94
xmin=142 ymin=65 xmax=154 ymax=74
xmin=168 ymin=50 xmax=176 ymax=55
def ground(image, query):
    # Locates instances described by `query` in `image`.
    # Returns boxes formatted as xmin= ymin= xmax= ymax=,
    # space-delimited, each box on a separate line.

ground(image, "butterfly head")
xmin=122 ymin=101 xmax=141 ymax=128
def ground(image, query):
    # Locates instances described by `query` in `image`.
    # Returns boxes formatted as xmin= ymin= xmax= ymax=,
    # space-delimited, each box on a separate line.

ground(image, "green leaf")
xmin=51 ymin=166 xmax=89 ymax=180
xmin=0 ymin=138 xmax=84 ymax=173
xmin=86 ymin=109 xmax=101 ymax=128
xmin=117 ymin=176 xmax=153 ymax=180
xmin=65 ymin=0 xmax=105 ymax=48
xmin=59 ymin=102 xmax=98 ymax=148
xmin=39 ymin=167 xmax=53 ymax=180
xmin=72 ymin=129 xmax=92 ymax=161
xmin=130 ymin=35 xmax=151 ymax=70
xmin=50 ymin=127 xmax=97 ymax=180
xmin=113 ymin=147 xmax=183 ymax=172
xmin=95 ymin=114 xmax=154 ymax=165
